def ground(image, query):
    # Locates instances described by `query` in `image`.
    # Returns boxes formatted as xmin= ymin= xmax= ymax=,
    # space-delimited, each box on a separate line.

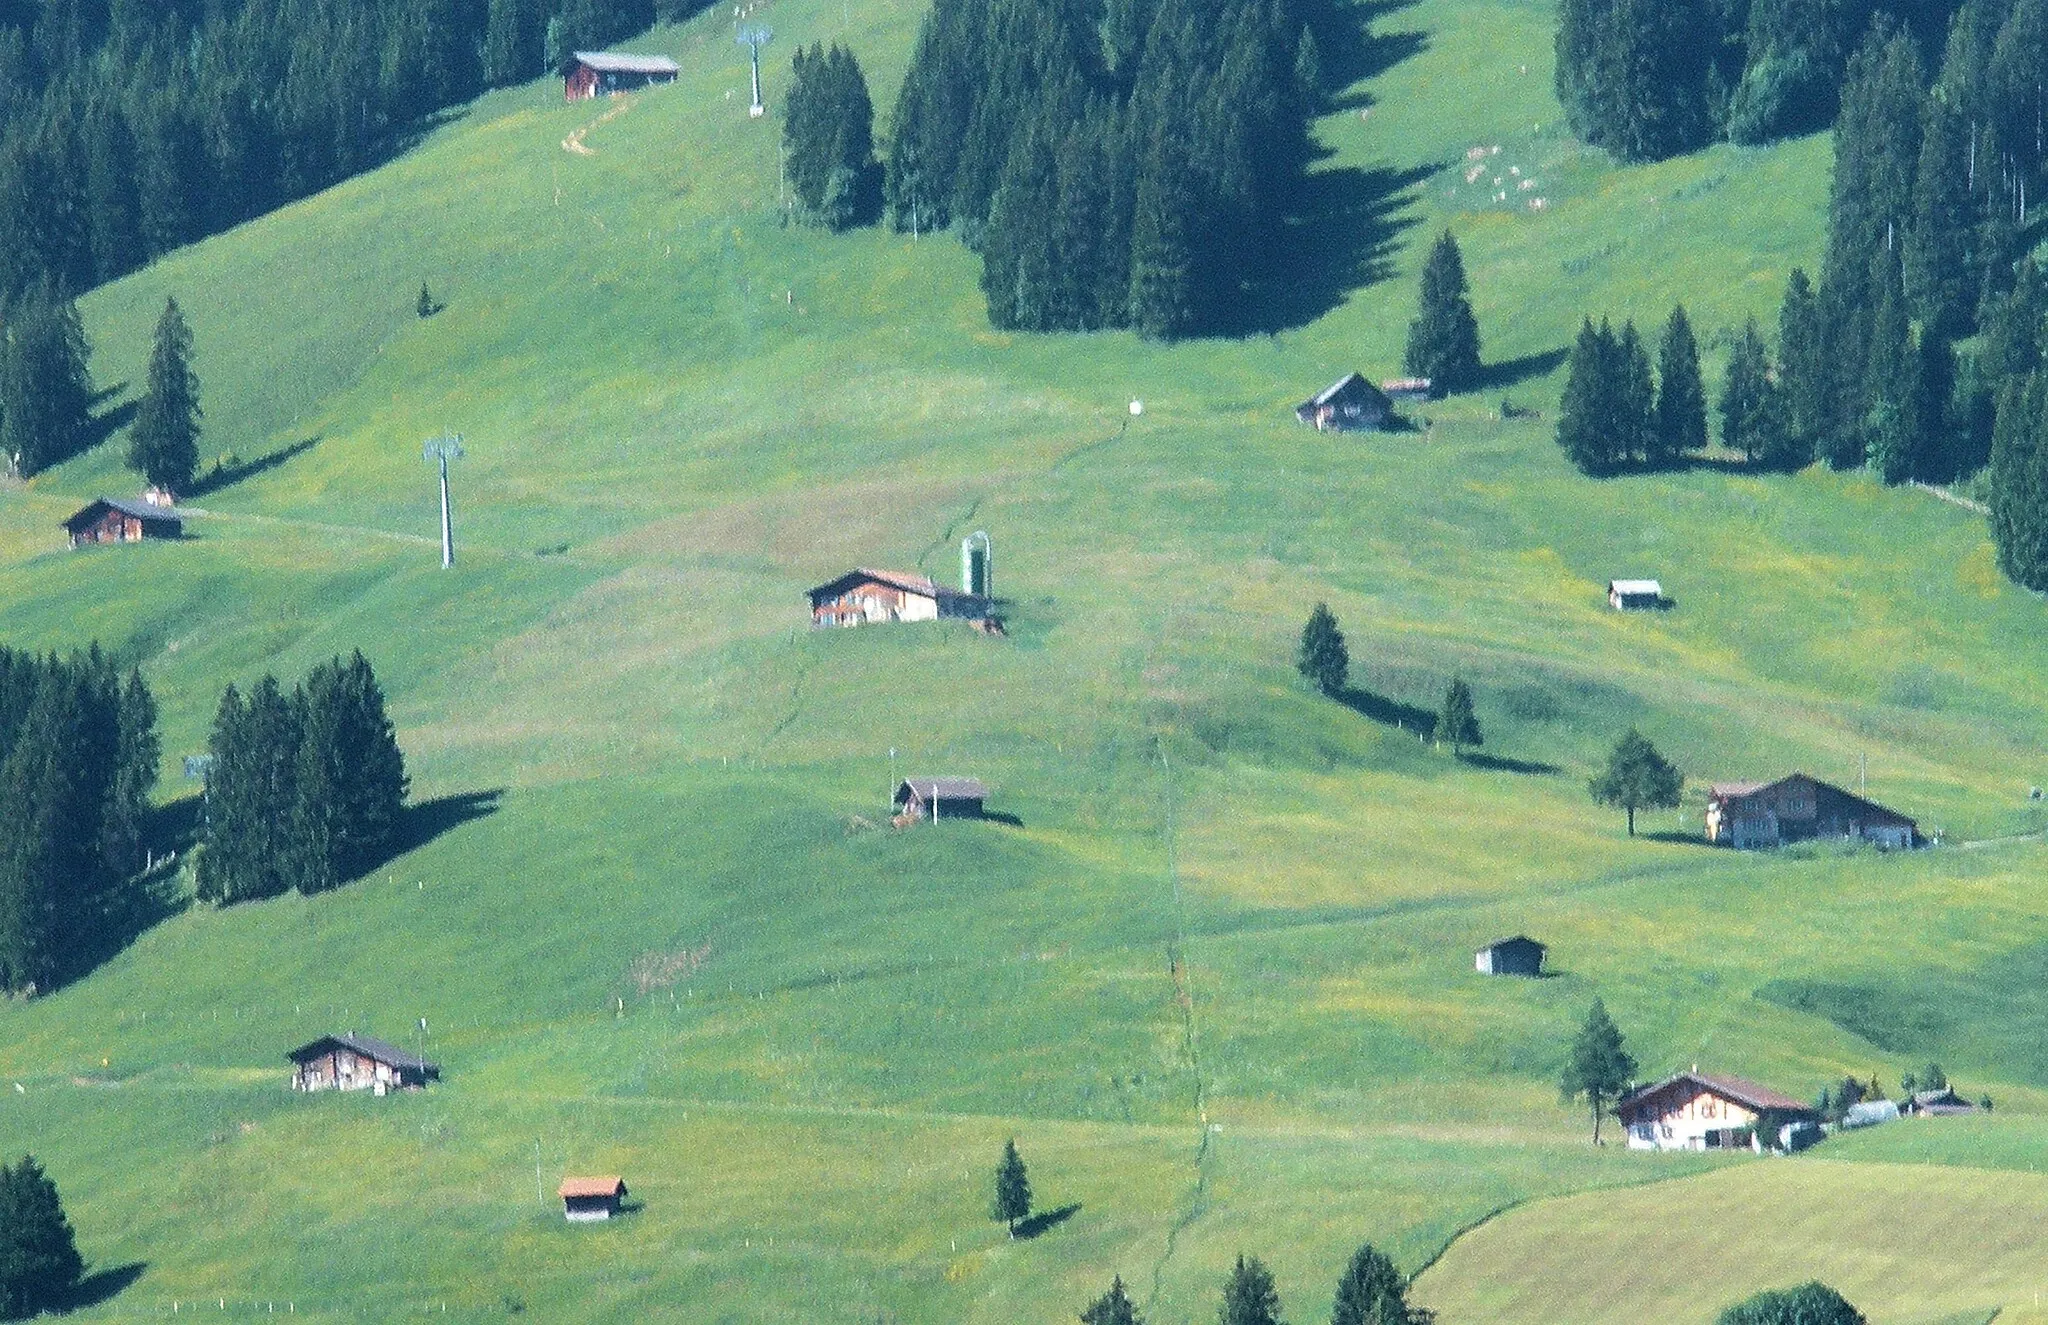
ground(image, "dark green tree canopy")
xmin=784 ymin=43 xmax=880 ymax=231
xmin=1653 ymin=304 xmax=1707 ymax=464
xmin=128 ymin=295 xmax=201 ymax=491
xmin=1220 ymin=1254 xmax=1284 ymax=1325
xmin=1436 ymin=678 xmax=1481 ymax=755
xmin=1082 ymin=1276 xmax=1143 ymax=1325
xmin=1717 ymin=1282 xmax=1866 ymax=1325
xmin=1329 ymin=1242 xmax=1406 ymax=1325
xmin=0 ymin=1154 xmax=84 ymax=1319
xmin=1720 ymin=316 xmax=1783 ymax=465
xmin=1559 ymin=997 xmax=1637 ymax=1144
xmin=991 ymin=1137 xmax=1032 ymax=1234
xmin=1297 ymin=603 xmax=1349 ymax=697
xmin=1589 ymin=727 xmax=1683 ymax=836
xmin=0 ymin=283 xmax=93 ymax=478
xmin=1403 ymin=231 xmax=1482 ymax=396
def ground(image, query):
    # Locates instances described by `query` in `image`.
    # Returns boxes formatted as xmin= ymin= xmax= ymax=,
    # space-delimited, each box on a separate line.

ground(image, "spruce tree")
xmin=1652 ymin=305 xmax=1707 ymax=465
xmin=1220 ymin=1255 xmax=1284 ymax=1325
xmin=1296 ymin=603 xmax=1349 ymax=697
xmin=0 ymin=679 xmax=100 ymax=994
xmin=1990 ymin=373 xmax=2048 ymax=590
xmin=1720 ymin=317 xmax=1776 ymax=464
xmin=1436 ymin=678 xmax=1481 ymax=756
xmin=1618 ymin=319 xmax=1654 ymax=467
xmin=1906 ymin=327 xmax=1957 ymax=483
xmin=1403 ymin=231 xmax=1482 ymax=396
xmin=991 ymin=1138 xmax=1032 ymax=1236
xmin=1908 ymin=92 xmax=1979 ymax=337
xmin=1717 ymin=1283 xmax=1866 ymax=1325
xmin=0 ymin=1155 xmax=84 ymax=1319
xmin=196 ymin=677 xmax=303 ymax=906
xmin=128 ymin=296 xmax=200 ymax=492
xmin=1082 ymin=1276 xmax=1143 ymax=1325
xmin=1866 ymin=252 xmax=1915 ymax=483
xmin=1556 ymin=318 xmax=1611 ymax=475
xmin=0 ymin=285 xmax=93 ymax=478
xmin=1330 ymin=1242 xmax=1405 ymax=1325
xmin=1560 ymin=998 xmax=1637 ymax=1144
xmin=98 ymin=668 xmax=158 ymax=880
xmin=1775 ymin=268 xmax=1823 ymax=467
xmin=292 ymin=652 xmax=409 ymax=891
xmin=1589 ymin=727 xmax=1682 ymax=836
xmin=1129 ymin=127 xmax=1200 ymax=340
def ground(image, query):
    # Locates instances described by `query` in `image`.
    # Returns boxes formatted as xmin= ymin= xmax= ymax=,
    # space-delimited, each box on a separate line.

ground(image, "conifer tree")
xmin=1717 ymin=1282 xmax=1866 ymax=1325
xmin=1330 ymin=1242 xmax=1406 ymax=1325
xmin=483 ymin=0 xmax=546 ymax=87
xmin=196 ymin=676 xmax=303 ymax=906
xmin=1560 ymin=998 xmax=1636 ymax=1144
xmin=1220 ymin=1255 xmax=1284 ymax=1325
xmin=1296 ymin=603 xmax=1349 ymax=697
xmin=1866 ymin=251 xmax=1916 ymax=482
xmin=0 ymin=677 xmax=100 ymax=994
xmin=1907 ymin=327 xmax=1958 ymax=482
xmin=1720 ymin=317 xmax=1777 ymax=464
xmin=1589 ymin=727 xmax=1682 ymax=836
xmin=1617 ymin=319 xmax=1654 ymax=466
xmin=991 ymin=1138 xmax=1032 ymax=1236
xmin=1082 ymin=1276 xmax=1143 ymax=1325
xmin=1775 ymin=268 xmax=1824 ymax=467
xmin=1990 ymin=373 xmax=2048 ymax=589
xmin=0 ymin=1155 xmax=83 ymax=1319
xmin=98 ymin=668 xmax=158 ymax=880
xmin=1436 ymin=678 xmax=1481 ymax=757
xmin=1652 ymin=304 xmax=1707 ymax=465
xmin=0 ymin=285 xmax=93 ymax=478
xmin=1556 ymin=317 xmax=1613 ymax=475
xmin=291 ymin=651 xmax=409 ymax=892
xmin=128 ymin=296 xmax=200 ymax=492
xmin=1908 ymin=92 xmax=1980 ymax=337
xmin=1403 ymin=231 xmax=1481 ymax=396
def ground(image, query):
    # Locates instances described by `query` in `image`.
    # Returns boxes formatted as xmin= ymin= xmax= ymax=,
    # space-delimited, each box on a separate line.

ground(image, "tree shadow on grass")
xmin=980 ymin=810 xmax=1024 ymax=828
xmin=1325 ymin=0 xmax=1430 ymax=109
xmin=1640 ymin=830 xmax=1717 ymax=849
xmin=1468 ymin=347 xmax=1569 ymax=393
xmin=1458 ymin=751 xmax=1562 ymax=776
xmin=188 ymin=436 xmax=322 ymax=498
xmin=1234 ymin=161 xmax=1438 ymax=335
xmin=1014 ymin=1204 xmax=1080 ymax=1239
xmin=1335 ymin=685 xmax=1436 ymax=739
xmin=61 ymin=1262 xmax=147 ymax=1311
xmin=358 ymin=790 xmax=506 ymax=876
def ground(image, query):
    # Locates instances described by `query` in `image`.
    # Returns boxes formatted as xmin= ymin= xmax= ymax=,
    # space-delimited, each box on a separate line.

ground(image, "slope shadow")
xmin=355 ymin=790 xmax=506 ymax=878
xmin=1327 ymin=0 xmax=1431 ymax=110
xmin=188 ymin=436 xmax=322 ymax=498
xmin=1336 ymin=685 xmax=1436 ymax=738
xmin=1469 ymin=347 xmax=1568 ymax=393
xmin=1458 ymin=752 xmax=1561 ymax=776
xmin=1014 ymin=1204 xmax=1080 ymax=1239
xmin=72 ymin=397 xmax=140 ymax=466
xmin=1641 ymin=829 xmax=1716 ymax=849
xmin=980 ymin=810 xmax=1025 ymax=827
xmin=60 ymin=1263 xmax=147 ymax=1311
xmin=1235 ymin=160 xmax=1438 ymax=335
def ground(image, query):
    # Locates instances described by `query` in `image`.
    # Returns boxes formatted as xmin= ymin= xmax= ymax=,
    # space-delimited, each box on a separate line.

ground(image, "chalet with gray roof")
xmin=565 ymin=51 xmax=680 ymax=101
xmin=893 ymin=777 xmax=986 ymax=822
xmin=63 ymin=494 xmax=185 ymax=547
xmin=1705 ymin=774 xmax=1918 ymax=850
xmin=1474 ymin=935 xmax=1545 ymax=976
xmin=288 ymin=1033 xmax=439 ymax=1093
xmin=1295 ymin=373 xmax=1392 ymax=432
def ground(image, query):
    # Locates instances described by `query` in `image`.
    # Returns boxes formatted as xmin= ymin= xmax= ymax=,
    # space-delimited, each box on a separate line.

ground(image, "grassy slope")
xmin=1 ymin=0 xmax=2047 ymax=1319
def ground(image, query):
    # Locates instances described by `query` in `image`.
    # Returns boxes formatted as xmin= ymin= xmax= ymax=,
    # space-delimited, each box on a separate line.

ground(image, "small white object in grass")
xmin=1130 ymin=399 xmax=1144 ymax=416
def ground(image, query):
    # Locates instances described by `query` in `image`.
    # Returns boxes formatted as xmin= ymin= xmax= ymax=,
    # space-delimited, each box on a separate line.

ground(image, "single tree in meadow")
xmin=1559 ymin=998 xmax=1636 ymax=1144
xmin=991 ymin=1138 xmax=1031 ymax=1237
xmin=1296 ymin=603 xmax=1349 ymax=697
xmin=417 ymin=282 xmax=439 ymax=318
xmin=128 ymin=296 xmax=200 ymax=492
xmin=1436 ymin=678 xmax=1481 ymax=757
xmin=1329 ymin=1242 xmax=1405 ymax=1325
xmin=0 ymin=1155 xmax=84 ymax=1320
xmin=1652 ymin=304 xmax=1707 ymax=464
xmin=1403 ymin=231 xmax=1481 ymax=396
xmin=1220 ymin=1254 xmax=1284 ymax=1325
xmin=1082 ymin=1276 xmax=1143 ymax=1325
xmin=1716 ymin=1282 xmax=1866 ymax=1325
xmin=1589 ymin=727 xmax=1682 ymax=836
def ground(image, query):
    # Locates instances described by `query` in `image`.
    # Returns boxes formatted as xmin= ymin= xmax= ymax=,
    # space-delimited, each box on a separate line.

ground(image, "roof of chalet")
xmin=1616 ymin=1069 xmax=1812 ymax=1117
xmin=558 ymin=1176 xmax=628 ymax=1199
xmin=806 ymin=568 xmax=988 ymax=604
xmin=1706 ymin=773 xmax=1917 ymax=825
xmin=1608 ymin=579 xmax=1663 ymax=596
xmin=62 ymin=495 xmax=188 ymax=530
xmin=572 ymin=51 xmax=680 ymax=74
xmin=286 ymin=1032 xmax=439 ymax=1075
xmin=1912 ymin=1087 xmax=1974 ymax=1108
xmin=1298 ymin=372 xmax=1391 ymax=411
xmin=897 ymin=777 xmax=988 ymax=801
xmin=1476 ymin=934 xmax=1545 ymax=953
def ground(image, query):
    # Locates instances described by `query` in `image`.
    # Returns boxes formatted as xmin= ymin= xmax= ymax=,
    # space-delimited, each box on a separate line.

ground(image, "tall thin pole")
xmin=437 ymin=454 xmax=454 ymax=569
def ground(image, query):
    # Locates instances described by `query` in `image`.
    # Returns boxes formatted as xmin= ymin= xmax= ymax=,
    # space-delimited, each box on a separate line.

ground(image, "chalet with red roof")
xmin=1616 ymin=1069 xmax=1814 ymax=1151
xmin=558 ymin=1176 xmax=628 ymax=1221
xmin=807 ymin=568 xmax=991 ymax=627
xmin=1705 ymin=773 xmax=1917 ymax=850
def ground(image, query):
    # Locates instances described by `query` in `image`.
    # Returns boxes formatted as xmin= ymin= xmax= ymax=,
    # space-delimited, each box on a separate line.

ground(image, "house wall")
xmin=293 ymin=1049 xmax=413 ymax=1092
xmin=563 ymin=1197 xmax=618 ymax=1222
xmin=1621 ymin=1085 xmax=1762 ymax=1150
xmin=812 ymin=581 xmax=939 ymax=626
xmin=1711 ymin=777 xmax=1914 ymax=849
xmin=1477 ymin=943 xmax=1542 ymax=975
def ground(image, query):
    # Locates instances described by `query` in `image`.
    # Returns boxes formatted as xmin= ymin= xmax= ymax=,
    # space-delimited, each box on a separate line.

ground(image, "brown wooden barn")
xmin=564 ymin=51 xmax=679 ymax=101
xmin=559 ymin=1176 xmax=628 ymax=1221
xmin=807 ymin=569 xmax=991 ymax=627
xmin=62 ymin=495 xmax=184 ymax=547
xmin=1474 ymin=935 xmax=1545 ymax=976
xmin=288 ymin=1033 xmax=440 ymax=1094
xmin=893 ymin=777 xmax=987 ymax=822
xmin=1705 ymin=774 xmax=1918 ymax=850
xmin=1295 ymin=373 xmax=1393 ymax=432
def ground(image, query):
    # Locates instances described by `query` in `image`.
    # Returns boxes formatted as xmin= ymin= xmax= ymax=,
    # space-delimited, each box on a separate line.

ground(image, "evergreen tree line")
xmin=1554 ymin=307 xmax=1708 ymax=473
xmin=1554 ymin=0 xmax=1965 ymax=160
xmin=782 ymin=43 xmax=881 ymax=231
xmin=0 ymin=1155 xmax=83 ymax=1319
xmin=0 ymin=644 xmax=158 ymax=996
xmin=0 ymin=279 xmax=92 ymax=477
xmin=0 ymin=0 xmax=700 ymax=305
xmin=197 ymin=650 xmax=408 ymax=905
xmin=885 ymin=0 xmax=1331 ymax=339
xmin=1078 ymin=1244 xmax=1433 ymax=1325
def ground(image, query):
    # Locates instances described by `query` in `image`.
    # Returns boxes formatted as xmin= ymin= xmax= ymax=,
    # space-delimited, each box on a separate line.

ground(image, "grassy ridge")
xmin=0 ymin=0 xmax=2045 ymax=1317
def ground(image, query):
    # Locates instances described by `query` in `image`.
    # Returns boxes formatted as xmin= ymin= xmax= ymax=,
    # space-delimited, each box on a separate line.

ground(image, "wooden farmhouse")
xmin=288 ymin=1033 xmax=440 ymax=1094
xmin=1295 ymin=373 xmax=1393 ymax=432
xmin=563 ymin=51 xmax=679 ymax=101
xmin=558 ymin=1176 xmax=628 ymax=1222
xmin=807 ymin=569 xmax=991 ymax=628
xmin=1907 ymin=1087 xmax=1978 ymax=1116
xmin=1607 ymin=579 xmax=1663 ymax=610
xmin=63 ymin=494 xmax=184 ymax=547
xmin=1474 ymin=935 xmax=1545 ymax=976
xmin=1705 ymin=774 xmax=1918 ymax=850
xmin=894 ymin=777 xmax=986 ymax=822
xmin=1615 ymin=1070 xmax=1814 ymax=1151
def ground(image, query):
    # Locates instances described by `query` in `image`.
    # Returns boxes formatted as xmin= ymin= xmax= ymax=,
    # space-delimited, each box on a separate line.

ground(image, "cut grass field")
xmin=2 ymin=0 xmax=2047 ymax=1318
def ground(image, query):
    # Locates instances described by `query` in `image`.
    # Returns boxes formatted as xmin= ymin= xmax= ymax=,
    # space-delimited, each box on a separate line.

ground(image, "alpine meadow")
xmin=4 ymin=0 xmax=2048 ymax=1321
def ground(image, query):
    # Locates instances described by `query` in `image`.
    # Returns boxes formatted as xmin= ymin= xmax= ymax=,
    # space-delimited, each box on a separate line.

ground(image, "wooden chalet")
xmin=1474 ymin=934 xmax=1545 ymax=976
xmin=1616 ymin=1069 xmax=1813 ymax=1151
xmin=63 ymin=494 xmax=184 ymax=547
xmin=288 ymin=1033 xmax=440 ymax=1094
xmin=1906 ymin=1087 xmax=1978 ymax=1116
xmin=893 ymin=777 xmax=986 ymax=822
xmin=564 ymin=51 xmax=679 ymax=101
xmin=1705 ymin=774 xmax=1918 ymax=850
xmin=558 ymin=1176 xmax=628 ymax=1221
xmin=1295 ymin=373 xmax=1392 ymax=432
xmin=1607 ymin=579 xmax=1663 ymax=610
xmin=807 ymin=569 xmax=991 ymax=628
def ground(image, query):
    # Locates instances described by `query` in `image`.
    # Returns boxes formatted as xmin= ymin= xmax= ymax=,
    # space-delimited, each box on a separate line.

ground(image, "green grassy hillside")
xmin=2 ymin=0 xmax=2047 ymax=1319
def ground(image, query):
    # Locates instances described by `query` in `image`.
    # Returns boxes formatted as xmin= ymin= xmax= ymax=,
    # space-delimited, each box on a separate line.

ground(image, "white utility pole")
xmin=423 ymin=433 xmax=464 ymax=568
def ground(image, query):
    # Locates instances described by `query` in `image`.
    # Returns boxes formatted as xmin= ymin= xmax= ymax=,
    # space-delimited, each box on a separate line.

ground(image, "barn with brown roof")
xmin=1705 ymin=773 xmax=1918 ymax=850
xmin=558 ymin=1176 xmax=629 ymax=1221
xmin=288 ymin=1033 xmax=440 ymax=1094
